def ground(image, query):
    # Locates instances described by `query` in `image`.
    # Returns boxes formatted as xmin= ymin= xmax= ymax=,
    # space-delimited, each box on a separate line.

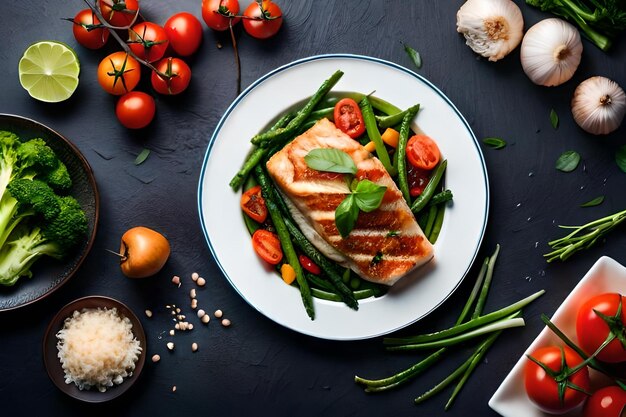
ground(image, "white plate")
xmin=197 ymin=54 xmax=489 ymax=340
xmin=489 ymin=256 xmax=626 ymax=417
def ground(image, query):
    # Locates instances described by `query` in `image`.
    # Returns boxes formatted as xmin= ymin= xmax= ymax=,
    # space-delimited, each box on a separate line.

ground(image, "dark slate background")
xmin=1 ymin=1 xmax=625 ymax=416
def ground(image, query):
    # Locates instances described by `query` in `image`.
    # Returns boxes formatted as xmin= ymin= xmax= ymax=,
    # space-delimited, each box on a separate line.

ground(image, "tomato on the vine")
xmin=164 ymin=12 xmax=203 ymax=56
xmin=333 ymin=98 xmax=365 ymax=138
xmin=576 ymin=293 xmax=626 ymax=363
xmin=583 ymin=385 xmax=626 ymax=417
xmin=98 ymin=0 xmax=139 ymax=28
xmin=128 ymin=22 xmax=169 ymax=63
xmin=71 ymin=9 xmax=110 ymax=50
xmin=240 ymin=185 xmax=267 ymax=223
xmin=242 ymin=1 xmax=283 ymax=39
xmin=406 ymin=135 xmax=441 ymax=170
xmin=97 ymin=51 xmax=141 ymax=95
xmin=251 ymin=230 xmax=282 ymax=265
xmin=115 ymin=91 xmax=156 ymax=129
xmin=201 ymin=0 xmax=241 ymax=31
xmin=524 ymin=345 xmax=590 ymax=414
xmin=150 ymin=57 xmax=191 ymax=95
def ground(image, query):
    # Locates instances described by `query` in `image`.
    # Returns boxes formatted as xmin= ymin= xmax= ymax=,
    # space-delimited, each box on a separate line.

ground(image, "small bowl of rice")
xmin=43 ymin=296 xmax=146 ymax=402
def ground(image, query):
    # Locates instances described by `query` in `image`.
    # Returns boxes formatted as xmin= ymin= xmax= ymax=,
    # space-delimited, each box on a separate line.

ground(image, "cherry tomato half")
xmin=71 ymin=9 xmax=110 ymax=50
xmin=577 ymin=293 xmax=626 ymax=363
xmin=97 ymin=51 xmax=141 ymax=95
xmin=202 ymin=0 xmax=241 ymax=31
xmin=584 ymin=385 xmax=626 ymax=417
xmin=240 ymin=185 xmax=267 ymax=223
xmin=333 ymin=98 xmax=365 ymax=139
xmin=164 ymin=12 xmax=203 ymax=56
xmin=407 ymin=164 xmax=430 ymax=197
xmin=128 ymin=22 xmax=169 ymax=63
xmin=524 ymin=346 xmax=590 ymax=414
xmin=242 ymin=1 xmax=283 ymax=40
xmin=251 ymin=229 xmax=283 ymax=265
xmin=151 ymin=57 xmax=192 ymax=95
xmin=99 ymin=0 xmax=139 ymax=28
xmin=406 ymin=135 xmax=441 ymax=170
xmin=298 ymin=254 xmax=321 ymax=275
xmin=115 ymin=92 xmax=156 ymax=129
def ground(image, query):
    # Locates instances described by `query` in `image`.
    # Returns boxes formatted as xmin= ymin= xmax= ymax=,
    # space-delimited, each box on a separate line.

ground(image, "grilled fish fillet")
xmin=266 ymin=118 xmax=434 ymax=285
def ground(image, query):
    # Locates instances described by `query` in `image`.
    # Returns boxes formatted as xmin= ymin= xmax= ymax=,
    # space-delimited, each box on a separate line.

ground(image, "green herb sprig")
xmin=305 ymin=148 xmax=387 ymax=237
xmin=544 ymin=208 xmax=626 ymax=262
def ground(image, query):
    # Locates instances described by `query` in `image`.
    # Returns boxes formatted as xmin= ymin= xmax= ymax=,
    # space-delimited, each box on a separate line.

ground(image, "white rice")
xmin=56 ymin=307 xmax=142 ymax=392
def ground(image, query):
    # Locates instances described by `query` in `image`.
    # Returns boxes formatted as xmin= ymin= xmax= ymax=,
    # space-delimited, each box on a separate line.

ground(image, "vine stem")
xmin=228 ymin=17 xmax=241 ymax=95
xmin=81 ymin=0 xmax=171 ymax=80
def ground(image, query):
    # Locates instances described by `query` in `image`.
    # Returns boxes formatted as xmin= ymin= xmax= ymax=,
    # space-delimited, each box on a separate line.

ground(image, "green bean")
xmin=426 ymin=189 xmax=453 ymax=207
xmin=254 ymin=165 xmax=315 ymax=320
xmin=386 ymin=314 xmax=523 ymax=351
xmin=445 ymin=331 xmax=502 ymax=410
xmin=306 ymin=106 xmax=334 ymax=122
xmin=383 ymin=290 xmax=544 ymax=346
xmin=472 ymin=244 xmax=500 ymax=319
xmin=229 ymin=111 xmax=295 ymax=190
xmin=428 ymin=205 xmax=445 ymax=244
xmin=360 ymin=96 xmax=396 ymax=176
xmin=251 ymin=70 xmax=344 ymax=147
xmin=423 ymin=205 xmax=438 ymax=237
xmin=410 ymin=159 xmax=447 ymax=214
xmin=311 ymin=288 xmax=375 ymax=302
xmin=283 ymin=217 xmax=358 ymax=309
xmin=305 ymin=272 xmax=337 ymax=292
xmin=456 ymin=257 xmax=489 ymax=325
xmin=377 ymin=106 xmax=419 ymax=129
xmin=355 ymin=347 xmax=447 ymax=390
xmin=395 ymin=104 xmax=420 ymax=204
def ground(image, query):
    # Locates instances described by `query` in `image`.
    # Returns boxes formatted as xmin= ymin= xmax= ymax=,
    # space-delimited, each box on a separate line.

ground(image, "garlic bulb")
xmin=572 ymin=76 xmax=626 ymax=135
xmin=520 ymin=18 xmax=582 ymax=87
xmin=456 ymin=0 xmax=524 ymax=62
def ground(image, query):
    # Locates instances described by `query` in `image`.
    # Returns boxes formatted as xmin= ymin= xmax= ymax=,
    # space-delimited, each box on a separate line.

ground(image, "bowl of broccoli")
xmin=0 ymin=114 xmax=98 ymax=311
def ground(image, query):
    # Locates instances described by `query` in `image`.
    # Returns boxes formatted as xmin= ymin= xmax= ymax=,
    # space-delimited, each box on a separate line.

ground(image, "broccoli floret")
xmin=0 ymin=195 xmax=88 ymax=286
xmin=17 ymin=138 xmax=59 ymax=175
xmin=43 ymin=161 xmax=72 ymax=192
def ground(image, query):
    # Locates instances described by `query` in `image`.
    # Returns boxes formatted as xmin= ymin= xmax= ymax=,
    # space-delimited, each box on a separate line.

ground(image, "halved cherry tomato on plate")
xmin=583 ymin=385 xmax=626 ymax=417
xmin=524 ymin=345 xmax=590 ymax=414
xmin=241 ymin=185 xmax=267 ymax=223
xmin=406 ymin=134 xmax=441 ymax=170
xmin=333 ymin=98 xmax=365 ymax=138
xmin=576 ymin=293 xmax=626 ymax=363
xmin=251 ymin=230 xmax=282 ymax=265
xmin=298 ymin=254 xmax=321 ymax=275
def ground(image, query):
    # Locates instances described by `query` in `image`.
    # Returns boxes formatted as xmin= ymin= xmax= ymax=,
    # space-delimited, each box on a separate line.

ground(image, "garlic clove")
xmin=456 ymin=0 xmax=524 ymax=62
xmin=521 ymin=18 xmax=582 ymax=87
xmin=572 ymin=76 xmax=626 ymax=135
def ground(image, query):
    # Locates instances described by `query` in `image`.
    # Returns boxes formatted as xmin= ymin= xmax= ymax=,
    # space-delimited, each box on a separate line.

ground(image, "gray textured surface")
xmin=0 ymin=1 xmax=625 ymax=416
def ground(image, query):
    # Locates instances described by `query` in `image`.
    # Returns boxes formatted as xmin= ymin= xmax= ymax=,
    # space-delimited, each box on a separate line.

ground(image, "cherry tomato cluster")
xmin=201 ymin=0 xmax=283 ymax=39
xmin=69 ymin=1 xmax=203 ymax=129
xmin=524 ymin=292 xmax=626 ymax=416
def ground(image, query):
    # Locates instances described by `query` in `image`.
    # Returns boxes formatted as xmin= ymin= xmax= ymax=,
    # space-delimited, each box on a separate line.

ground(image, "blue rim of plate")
xmin=197 ymin=53 xmax=490 ymax=339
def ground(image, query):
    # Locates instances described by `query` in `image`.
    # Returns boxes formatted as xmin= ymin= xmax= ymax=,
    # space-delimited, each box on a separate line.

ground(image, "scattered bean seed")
xmin=191 ymin=272 xmax=199 ymax=282
xmin=192 ymin=342 xmax=198 ymax=352
xmin=221 ymin=318 xmax=231 ymax=327
xmin=201 ymin=315 xmax=210 ymax=324
xmin=167 ymin=342 xmax=175 ymax=351
xmin=152 ymin=354 xmax=161 ymax=363
xmin=172 ymin=386 xmax=177 ymax=392
xmin=145 ymin=309 xmax=153 ymax=318
xmin=172 ymin=275 xmax=180 ymax=285
xmin=174 ymin=323 xmax=180 ymax=330
xmin=169 ymin=329 xmax=175 ymax=336
xmin=188 ymin=323 xmax=194 ymax=330
xmin=190 ymin=289 xmax=196 ymax=299
xmin=197 ymin=277 xmax=206 ymax=287
xmin=197 ymin=309 xmax=206 ymax=318
xmin=176 ymin=308 xmax=181 ymax=313
xmin=191 ymin=299 xmax=198 ymax=309
xmin=214 ymin=309 xmax=223 ymax=318
xmin=166 ymin=305 xmax=171 ymax=309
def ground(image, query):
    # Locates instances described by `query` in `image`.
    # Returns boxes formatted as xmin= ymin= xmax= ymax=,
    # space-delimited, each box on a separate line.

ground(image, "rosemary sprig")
xmin=544 ymin=208 xmax=626 ymax=262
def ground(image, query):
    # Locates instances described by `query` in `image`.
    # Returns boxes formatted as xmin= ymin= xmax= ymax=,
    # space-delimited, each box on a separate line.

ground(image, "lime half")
xmin=18 ymin=41 xmax=80 ymax=103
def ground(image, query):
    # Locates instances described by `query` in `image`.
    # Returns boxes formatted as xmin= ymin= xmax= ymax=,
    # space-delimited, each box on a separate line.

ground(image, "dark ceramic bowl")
xmin=43 ymin=296 xmax=147 ymax=403
xmin=0 ymin=114 xmax=99 ymax=311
